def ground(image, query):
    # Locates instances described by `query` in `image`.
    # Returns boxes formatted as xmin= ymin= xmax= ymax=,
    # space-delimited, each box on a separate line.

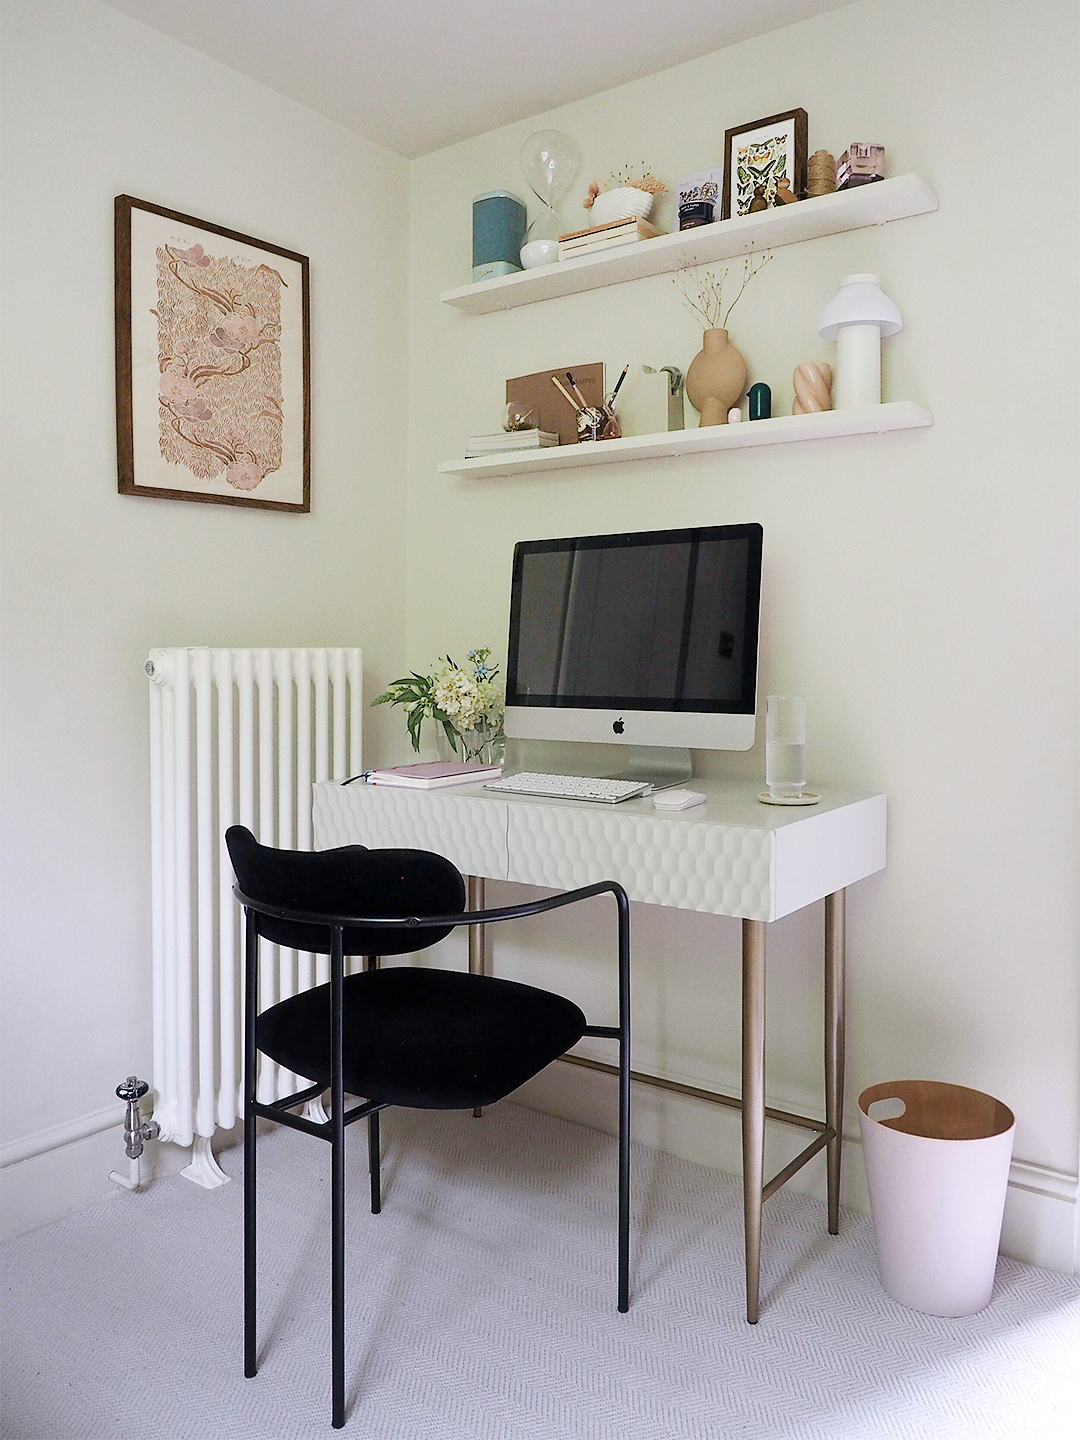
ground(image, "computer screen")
xmin=504 ymin=523 xmax=762 ymax=751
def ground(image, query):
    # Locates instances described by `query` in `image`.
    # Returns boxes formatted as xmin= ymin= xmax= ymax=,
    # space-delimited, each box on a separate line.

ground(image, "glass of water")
xmin=765 ymin=695 xmax=806 ymax=799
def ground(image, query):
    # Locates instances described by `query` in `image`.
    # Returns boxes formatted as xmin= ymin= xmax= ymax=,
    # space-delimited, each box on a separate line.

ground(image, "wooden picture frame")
xmin=115 ymin=195 xmax=310 ymax=511
xmin=721 ymin=109 xmax=808 ymax=220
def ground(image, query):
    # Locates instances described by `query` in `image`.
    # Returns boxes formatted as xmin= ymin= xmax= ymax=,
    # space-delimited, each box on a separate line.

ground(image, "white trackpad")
xmin=652 ymin=789 xmax=706 ymax=810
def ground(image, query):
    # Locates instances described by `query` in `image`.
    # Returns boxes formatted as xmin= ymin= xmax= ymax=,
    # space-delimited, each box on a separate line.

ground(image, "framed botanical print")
xmin=115 ymin=195 xmax=310 ymax=511
xmin=721 ymin=109 xmax=808 ymax=220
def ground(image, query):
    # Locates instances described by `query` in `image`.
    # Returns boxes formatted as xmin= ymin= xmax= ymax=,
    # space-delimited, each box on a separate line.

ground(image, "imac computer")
xmin=504 ymin=523 xmax=763 ymax=789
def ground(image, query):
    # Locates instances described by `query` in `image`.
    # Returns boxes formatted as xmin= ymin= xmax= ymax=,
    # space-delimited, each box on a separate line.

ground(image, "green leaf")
xmin=406 ymin=708 xmax=423 ymax=752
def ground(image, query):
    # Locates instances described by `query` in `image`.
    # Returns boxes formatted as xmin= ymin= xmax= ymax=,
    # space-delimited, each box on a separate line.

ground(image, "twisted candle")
xmin=792 ymin=362 xmax=833 ymax=415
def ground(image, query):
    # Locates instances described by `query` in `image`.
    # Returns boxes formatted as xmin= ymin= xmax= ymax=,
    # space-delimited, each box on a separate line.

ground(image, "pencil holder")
xmin=576 ymin=406 xmax=607 ymax=442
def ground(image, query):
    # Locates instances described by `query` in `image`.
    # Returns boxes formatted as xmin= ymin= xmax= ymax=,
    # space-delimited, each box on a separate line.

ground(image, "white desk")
xmin=313 ymin=777 xmax=886 ymax=1321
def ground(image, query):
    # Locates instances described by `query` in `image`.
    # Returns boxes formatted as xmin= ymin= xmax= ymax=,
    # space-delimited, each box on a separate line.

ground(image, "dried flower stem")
xmin=674 ymin=251 xmax=773 ymax=330
xmin=607 ymin=168 xmax=667 ymax=195
xmin=585 ymin=166 xmax=668 ymax=207
xmin=721 ymin=251 xmax=773 ymax=326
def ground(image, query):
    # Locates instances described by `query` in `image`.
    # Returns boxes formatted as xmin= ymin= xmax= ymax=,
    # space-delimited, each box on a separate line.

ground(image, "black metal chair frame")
xmin=236 ymin=878 xmax=631 ymax=1430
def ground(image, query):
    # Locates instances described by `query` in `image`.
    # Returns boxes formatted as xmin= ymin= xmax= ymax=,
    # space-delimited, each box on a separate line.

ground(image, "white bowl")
xmin=590 ymin=186 xmax=654 ymax=227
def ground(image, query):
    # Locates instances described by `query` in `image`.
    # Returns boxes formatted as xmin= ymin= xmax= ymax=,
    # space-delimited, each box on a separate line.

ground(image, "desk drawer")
xmin=505 ymin=804 xmax=773 ymax=920
xmin=313 ymin=783 xmax=509 ymax=881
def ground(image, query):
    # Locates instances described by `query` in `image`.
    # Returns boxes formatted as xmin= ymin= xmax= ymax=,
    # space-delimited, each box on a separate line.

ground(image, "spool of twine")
xmin=807 ymin=150 xmax=837 ymax=198
xmin=793 ymin=362 xmax=833 ymax=414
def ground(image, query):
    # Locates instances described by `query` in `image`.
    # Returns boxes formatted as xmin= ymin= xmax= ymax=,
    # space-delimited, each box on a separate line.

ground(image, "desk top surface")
xmin=313 ymin=777 xmax=886 ymax=923
xmin=422 ymin=776 xmax=875 ymax=829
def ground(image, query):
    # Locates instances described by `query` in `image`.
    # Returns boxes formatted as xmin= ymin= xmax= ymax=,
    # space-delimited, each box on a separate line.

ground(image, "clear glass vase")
xmin=435 ymin=724 xmax=505 ymax=767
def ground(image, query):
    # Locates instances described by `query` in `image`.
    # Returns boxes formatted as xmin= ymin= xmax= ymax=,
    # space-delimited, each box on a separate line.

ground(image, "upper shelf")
xmin=441 ymin=174 xmax=938 ymax=315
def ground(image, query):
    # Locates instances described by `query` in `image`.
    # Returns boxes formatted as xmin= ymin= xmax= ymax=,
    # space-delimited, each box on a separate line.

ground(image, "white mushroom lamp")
xmin=816 ymin=273 xmax=902 ymax=409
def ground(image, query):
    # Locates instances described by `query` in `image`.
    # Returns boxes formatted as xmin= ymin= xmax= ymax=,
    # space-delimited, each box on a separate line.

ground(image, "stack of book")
xmin=365 ymin=761 xmax=502 ymax=789
xmin=558 ymin=216 xmax=665 ymax=261
xmin=465 ymin=428 xmax=558 ymax=458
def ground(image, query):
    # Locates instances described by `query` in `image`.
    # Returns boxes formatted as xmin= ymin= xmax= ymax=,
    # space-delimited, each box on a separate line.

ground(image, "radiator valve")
xmin=117 ymin=1077 xmax=159 ymax=1158
xmin=114 ymin=1074 xmax=160 ymax=1181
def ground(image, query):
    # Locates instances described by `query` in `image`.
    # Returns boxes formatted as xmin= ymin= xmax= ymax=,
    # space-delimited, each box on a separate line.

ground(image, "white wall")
xmin=405 ymin=0 xmax=1079 ymax=1268
xmin=0 ymin=0 xmax=410 ymax=1232
xmin=3 ymin=0 xmax=1077 ymax=1273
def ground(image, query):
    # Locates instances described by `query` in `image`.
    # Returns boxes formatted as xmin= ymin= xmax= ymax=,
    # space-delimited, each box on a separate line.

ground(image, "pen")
xmin=551 ymin=375 xmax=580 ymax=410
xmin=565 ymin=371 xmax=589 ymax=408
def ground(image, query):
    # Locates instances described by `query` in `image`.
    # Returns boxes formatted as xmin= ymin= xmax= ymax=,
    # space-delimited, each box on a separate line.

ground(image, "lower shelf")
xmin=439 ymin=401 xmax=932 ymax=478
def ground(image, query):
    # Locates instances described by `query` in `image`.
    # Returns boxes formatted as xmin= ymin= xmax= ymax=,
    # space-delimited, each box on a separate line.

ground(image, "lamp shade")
xmin=817 ymin=273 xmax=902 ymax=339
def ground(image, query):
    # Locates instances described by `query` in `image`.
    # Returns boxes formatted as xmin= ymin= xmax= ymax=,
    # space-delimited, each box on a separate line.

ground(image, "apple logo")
xmin=612 ymin=718 xmax=625 ymax=735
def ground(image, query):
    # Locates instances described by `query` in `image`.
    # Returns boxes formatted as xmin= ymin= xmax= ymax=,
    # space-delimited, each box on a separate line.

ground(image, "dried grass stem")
xmin=674 ymin=251 xmax=773 ymax=330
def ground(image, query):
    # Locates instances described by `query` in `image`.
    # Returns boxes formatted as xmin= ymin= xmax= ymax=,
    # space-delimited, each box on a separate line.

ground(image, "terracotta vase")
xmin=685 ymin=329 xmax=748 ymax=426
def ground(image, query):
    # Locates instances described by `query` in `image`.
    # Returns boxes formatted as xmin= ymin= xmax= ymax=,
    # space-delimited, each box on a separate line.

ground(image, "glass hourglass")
xmin=519 ymin=130 xmax=580 ymax=268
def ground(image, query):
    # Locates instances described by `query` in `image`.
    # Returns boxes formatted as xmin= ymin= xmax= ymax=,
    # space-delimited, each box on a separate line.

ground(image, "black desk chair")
xmin=226 ymin=825 xmax=630 ymax=1430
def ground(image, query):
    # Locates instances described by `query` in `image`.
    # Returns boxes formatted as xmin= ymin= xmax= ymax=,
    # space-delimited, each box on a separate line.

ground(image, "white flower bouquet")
xmin=372 ymin=649 xmax=505 ymax=763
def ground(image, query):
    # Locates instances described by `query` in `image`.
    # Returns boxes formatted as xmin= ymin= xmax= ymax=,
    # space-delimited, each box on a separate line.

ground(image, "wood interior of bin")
xmin=858 ymin=1080 xmax=1014 ymax=1140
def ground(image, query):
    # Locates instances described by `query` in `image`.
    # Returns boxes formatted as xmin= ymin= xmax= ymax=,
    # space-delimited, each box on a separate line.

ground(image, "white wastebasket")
xmin=858 ymin=1080 xmax=1015 ymax=1317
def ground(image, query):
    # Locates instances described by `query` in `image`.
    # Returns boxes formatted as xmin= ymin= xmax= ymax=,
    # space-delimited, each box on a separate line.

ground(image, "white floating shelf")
xmin=441 ymin=175 xmax=938 ymax=315
xmin=439 ymin=403 xmax=932 ymax=478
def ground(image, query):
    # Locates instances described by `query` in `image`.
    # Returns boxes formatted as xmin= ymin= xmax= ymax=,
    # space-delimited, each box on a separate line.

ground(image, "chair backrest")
xmin=225 ymin=826 xmax=466 ymax=956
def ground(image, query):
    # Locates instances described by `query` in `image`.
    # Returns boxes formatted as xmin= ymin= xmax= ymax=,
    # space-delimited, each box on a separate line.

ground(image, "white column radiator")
xmin=145 ymin=646 xmax=362 ymax=1187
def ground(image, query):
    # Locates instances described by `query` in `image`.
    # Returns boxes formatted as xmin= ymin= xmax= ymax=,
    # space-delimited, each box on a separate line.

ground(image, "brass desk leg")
xmin=468 ymin=876 xmax=487 ymax=1118
xmin=741 ymin=918 xmax=767 ymax=1324
xmin=824 ymin=889 xmax=847 ymax=1235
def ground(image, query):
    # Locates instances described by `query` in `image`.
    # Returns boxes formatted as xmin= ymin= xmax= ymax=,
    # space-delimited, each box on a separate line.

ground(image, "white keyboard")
xmin=484 ymin=771 xmax=649 ymax=804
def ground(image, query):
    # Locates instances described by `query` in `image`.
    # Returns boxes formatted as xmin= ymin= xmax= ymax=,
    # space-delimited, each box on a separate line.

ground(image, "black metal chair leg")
xmin=363 ymin=956 xmax=383 ymax=1217
xmin=244 ymin=909 xmax=258 ymax=1378
xmin=331 ymin=927 xmax=346 ymax=1430
xmin=616 ymin=888 xmax=631 ymax=1313
xmin=368 ymin=1112 xmax=381 ymax=1215
xmin=617 ymin=1044 xmax=630 ymax=1314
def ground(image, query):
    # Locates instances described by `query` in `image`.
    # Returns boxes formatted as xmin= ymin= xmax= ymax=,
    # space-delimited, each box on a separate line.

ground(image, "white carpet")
xmin=2 ymin=1103 xmax=1078 ymax=1439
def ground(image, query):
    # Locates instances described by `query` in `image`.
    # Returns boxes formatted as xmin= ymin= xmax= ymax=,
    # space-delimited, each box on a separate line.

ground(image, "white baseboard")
xmin=1000 ymin=1157 xmax=1079 ymax=1273
xmin=2 ymin=1126 xmax=124 ymax=1241
xmin=1 ymin=1103 xmax=125 ymax=1167
xmin=6 ymin=1077 xmax=1077 ymax=1274
xmin=1 ymin=1109 xmax=190 ymax=1242
xmin=514 ymin=1059 xmax=1080 ymax=1276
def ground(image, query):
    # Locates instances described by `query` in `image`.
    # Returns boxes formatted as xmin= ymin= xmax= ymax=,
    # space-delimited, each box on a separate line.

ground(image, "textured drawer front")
xmin=505 ymin=805 xmax=774 ymax=920
xmin=313 ymin=783 xmax=509 ymax=880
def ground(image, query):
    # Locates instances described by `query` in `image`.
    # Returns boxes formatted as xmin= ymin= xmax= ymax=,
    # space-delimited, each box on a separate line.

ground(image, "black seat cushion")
xmin=226 ymin=825 xmax=465 ymax=956
xmin=256 ymin=966 xmax=587 ymax=1110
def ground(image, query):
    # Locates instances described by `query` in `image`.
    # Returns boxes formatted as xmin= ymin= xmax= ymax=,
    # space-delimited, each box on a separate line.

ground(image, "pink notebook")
xmin=367 ymin=761 xmax=502 ymax=789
